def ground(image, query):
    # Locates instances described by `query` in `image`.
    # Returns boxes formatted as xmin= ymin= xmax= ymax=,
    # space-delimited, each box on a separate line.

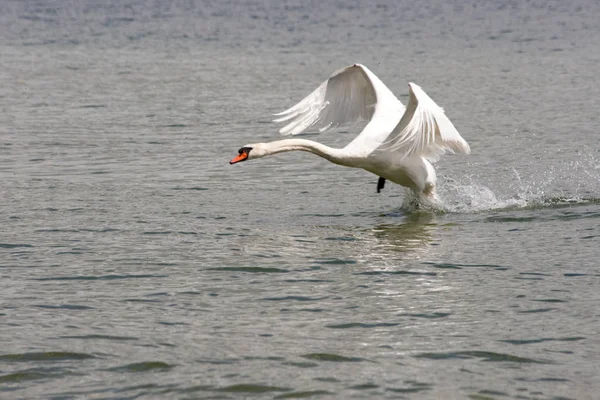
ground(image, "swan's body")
xmin=230 ymin=64 xmax=470 ymax=203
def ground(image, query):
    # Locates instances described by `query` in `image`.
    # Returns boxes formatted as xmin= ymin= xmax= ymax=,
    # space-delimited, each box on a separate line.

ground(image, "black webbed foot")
xmin=377 ymin=177 xmax=386 ymax=193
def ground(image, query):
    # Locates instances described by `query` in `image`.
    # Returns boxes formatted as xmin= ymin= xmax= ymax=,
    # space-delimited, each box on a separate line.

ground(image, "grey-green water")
xmin=1 ymin=1 xmax=600 ymax=399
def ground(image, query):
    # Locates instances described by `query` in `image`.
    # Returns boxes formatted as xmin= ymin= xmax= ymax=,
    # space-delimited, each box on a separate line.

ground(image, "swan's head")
xmin=229 ymin=144 xmax=267 ymax=164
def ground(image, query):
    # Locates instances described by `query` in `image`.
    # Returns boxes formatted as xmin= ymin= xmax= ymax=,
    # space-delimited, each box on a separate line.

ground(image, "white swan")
xmin=230 ymin=64 xmax=470 ymax=203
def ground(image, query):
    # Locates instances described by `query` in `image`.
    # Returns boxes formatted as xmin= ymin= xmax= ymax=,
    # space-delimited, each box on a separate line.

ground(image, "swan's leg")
xmin=377 ymin=177 xmax=386 ymax=193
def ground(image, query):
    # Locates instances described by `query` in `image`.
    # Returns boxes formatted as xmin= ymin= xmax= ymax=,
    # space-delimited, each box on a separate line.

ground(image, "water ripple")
xmin=108 ymin=361 xmax=174 ymax=372
xmin=398 ymin=312 xmax=451 ymax=319
xmin=0 ymin=371 xmax=47 ymax=384
xmin=500 ymin=337 xmax=585 ymax=345
xmin=216 ymin=384 xmax=291 ymax=394
xmin=0 ymin=367 xmax=78 ymax=384
xmin=386 ymin=381 xmax=432 ymax=393
xmin=326 ymin=322 xmax=400 ymax=329
xmin=425 ymin=262 xmax=510 ymax=270
xmin=262 ymin=296 xmax=327 ymax=302
xmin=301 ymin=353 xmax=366 ymax=363
xmin=0 ymin=243 xmax=33 ymax=249
xmin=518 ymin=308 xmax=555 ymax=313
xmin=414 ymin=351 xmax=550 ymax=364
xmin=32 ymin=274 xmax=168 ymax=281
xmin=274 ymin=390 xmax=333 ymax=398
xmin=59 ymin=335 xmax=138 ymax=341
xmin=349 ymin=383 xmax=379 ymax=390
xmin=208 ymin=266 xmax=289 ymax=273
xmin=0 ymin=352 xmax=96 ymax=362
xmin=35 ymin=304 xmax=94 ymax=310
xmin=355 ymin=270 xmax=437 ymax=276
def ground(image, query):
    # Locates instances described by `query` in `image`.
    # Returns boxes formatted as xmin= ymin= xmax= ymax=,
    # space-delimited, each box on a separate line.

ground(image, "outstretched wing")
xmin=377 ymin=83 xmax=470 ymax=162
xmin=273 ymin=64 xmax=402 ymax=136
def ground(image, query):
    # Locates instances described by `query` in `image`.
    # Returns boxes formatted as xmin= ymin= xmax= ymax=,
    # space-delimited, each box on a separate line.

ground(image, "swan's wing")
xmin=273 ymin=64 xmax=401 ymax=136
xmin=376 ymin=83 xmax=470 ymax=162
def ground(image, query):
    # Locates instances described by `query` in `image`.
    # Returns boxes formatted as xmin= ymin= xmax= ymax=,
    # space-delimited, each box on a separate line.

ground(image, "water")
xmin=1 ymin=1 xmax=600 ymax=399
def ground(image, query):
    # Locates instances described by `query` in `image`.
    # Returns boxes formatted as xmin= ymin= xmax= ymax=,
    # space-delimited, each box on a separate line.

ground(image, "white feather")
xmin=377 ymin=83 xmax=470 ymax=162
xmin=273 ymin=64 xmax=402 ymax=140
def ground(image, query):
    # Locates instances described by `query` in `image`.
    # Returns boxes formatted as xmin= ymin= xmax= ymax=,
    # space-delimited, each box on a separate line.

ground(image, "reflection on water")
xmin=371 ymin=212 xmax=437 ymax=254
xmin=350 ymin=212 xmax=438 ymax=269
xmin=232 ymin=211 xmax=439 ymax=270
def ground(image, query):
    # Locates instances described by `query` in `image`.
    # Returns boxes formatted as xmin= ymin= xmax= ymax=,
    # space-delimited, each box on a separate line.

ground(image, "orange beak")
xmin=230 ymin=152 xmax=248 ymax=164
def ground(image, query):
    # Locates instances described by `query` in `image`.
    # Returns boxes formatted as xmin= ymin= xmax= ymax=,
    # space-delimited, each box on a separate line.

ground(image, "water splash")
xmin=429 ymin=151 xmax=600 ymax=213
xmin=436 ymin=176 xmax=531 ymax=213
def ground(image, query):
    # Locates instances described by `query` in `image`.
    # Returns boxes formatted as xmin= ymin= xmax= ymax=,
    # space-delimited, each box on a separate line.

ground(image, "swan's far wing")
xmin=377 ymin=83 xmax=470 ymax=162
xmin=273 ymin=64 xmax=393 ymax=136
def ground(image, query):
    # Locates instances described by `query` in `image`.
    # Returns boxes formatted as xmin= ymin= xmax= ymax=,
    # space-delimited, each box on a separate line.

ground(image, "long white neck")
xmin=258 ymin=139 xmax=349 ymax=166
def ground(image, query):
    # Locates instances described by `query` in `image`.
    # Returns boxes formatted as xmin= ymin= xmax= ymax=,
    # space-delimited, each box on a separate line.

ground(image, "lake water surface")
xmin=1 ymin=1 xmax=600 ymax=399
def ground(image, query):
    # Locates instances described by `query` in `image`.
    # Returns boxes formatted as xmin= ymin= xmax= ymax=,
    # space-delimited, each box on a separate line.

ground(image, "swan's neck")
xmin=260 ymin=139 xmax=348 ymax=166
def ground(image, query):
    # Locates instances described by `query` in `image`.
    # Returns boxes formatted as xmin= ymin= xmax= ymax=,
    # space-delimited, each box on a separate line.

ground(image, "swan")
xmin=230 ymin=64 xmax=470 ymax=203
